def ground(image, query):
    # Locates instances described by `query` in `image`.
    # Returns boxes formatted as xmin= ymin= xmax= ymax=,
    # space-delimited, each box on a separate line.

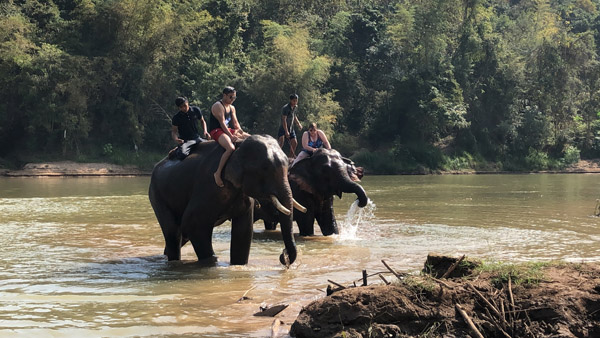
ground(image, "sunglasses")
xmin=229 ymin=95 xmax=237 ymax=100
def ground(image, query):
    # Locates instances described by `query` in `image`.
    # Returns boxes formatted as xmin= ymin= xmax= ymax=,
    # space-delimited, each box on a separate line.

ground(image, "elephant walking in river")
xmin=255 ymin=148 xmax=368 ymax=236
xmin=149 ymin=135 xmax=298 ymax=266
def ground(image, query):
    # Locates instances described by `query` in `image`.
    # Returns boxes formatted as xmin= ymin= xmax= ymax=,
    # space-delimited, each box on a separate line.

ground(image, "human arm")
xmin=281 ymin=114 xmax=290 ymax=138
xmin=318 ymin=130 xmax=331 ymax=149
xmin=230 ymin=106 xmax=244 ymax=135
xmin=293 ymin=114 xmax=302 ymax=130
xmin=171 ymin=125 xmax=183 ymax=144
xmin=200 ymin=115 xmax=209 ymax=139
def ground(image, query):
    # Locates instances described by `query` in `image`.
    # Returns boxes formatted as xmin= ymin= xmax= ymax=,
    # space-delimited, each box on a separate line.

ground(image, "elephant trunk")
xmin=276 ymin=185 xmax=297 ymax=266
xmin=341 ymin=179 xmax=368 ymax=208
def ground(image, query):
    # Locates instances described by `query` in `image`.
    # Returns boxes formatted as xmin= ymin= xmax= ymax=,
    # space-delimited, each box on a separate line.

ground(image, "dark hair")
xmin=290 ymin=94 xmax=299 ymax=100
xmin=308 ymin=122 xmax=317 ymax=130
xmin=223 ymin=86 xmax=235 ymax=94
xmin=175 ymin=97 xmax=188 ymax=107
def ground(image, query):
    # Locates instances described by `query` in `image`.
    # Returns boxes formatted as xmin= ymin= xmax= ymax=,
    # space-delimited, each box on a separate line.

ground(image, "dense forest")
xmin=2 ymin=0 xmax=600 ymax=172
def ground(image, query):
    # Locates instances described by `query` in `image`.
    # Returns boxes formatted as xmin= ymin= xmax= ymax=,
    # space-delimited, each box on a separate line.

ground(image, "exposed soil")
xmin=290 ymin=254 xmax=600 ymax=338
xmin=1 ymin=161 xmax=150 ymax=176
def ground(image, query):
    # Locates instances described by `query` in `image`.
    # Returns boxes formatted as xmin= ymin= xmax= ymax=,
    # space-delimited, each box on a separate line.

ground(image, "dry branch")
xmin=379 ymin=274 xmax=390 ymax=285
xmin=468 ymin=283 xmax=510 ymax=329
xmin=441 ymin=254 xmax=465 ymax=279
xmin=237 ymin=286 xmax=256 ymax=302
xmin=327 ymin=279 xmax=347 ymax=289
xmin=455 ymin=303 xmax=484 ymax=338
xmin=381 ymin=259 xmax=407 ymax=280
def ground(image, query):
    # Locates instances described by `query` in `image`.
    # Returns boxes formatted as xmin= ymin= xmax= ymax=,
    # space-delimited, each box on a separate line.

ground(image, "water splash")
xmin=338 ymin=199 xmax=377 ymax=240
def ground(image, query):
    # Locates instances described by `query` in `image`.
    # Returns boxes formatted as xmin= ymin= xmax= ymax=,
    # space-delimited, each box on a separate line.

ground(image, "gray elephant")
xmin=149 ymin=135 xmax=299 ymax=266
xmin=254 ymin=148 xmax=368 ymax=236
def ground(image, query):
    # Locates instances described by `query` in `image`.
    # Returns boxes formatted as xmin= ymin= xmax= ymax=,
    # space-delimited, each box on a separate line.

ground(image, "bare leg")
xmin=278 ymin=135 xmax=285 ymax=149
xmin=291 ymin=151 xmax=309 ymax=167
xmin=214 ymin=134 xmax=235 ymax=187
xmin=289 ymin=137 xmax=298 ymax=158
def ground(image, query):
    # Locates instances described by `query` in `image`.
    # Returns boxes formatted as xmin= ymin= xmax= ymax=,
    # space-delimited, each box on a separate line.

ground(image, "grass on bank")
xmin=399 ymin=259 xmax=561 ymax=294
xmin=473 ymin=260 xmax=557 ymax=288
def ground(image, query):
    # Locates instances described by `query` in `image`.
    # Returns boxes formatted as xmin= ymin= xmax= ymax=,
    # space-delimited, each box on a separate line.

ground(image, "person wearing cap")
xmin=209 ymin=86 xmax=250 ymax=187
xmin=277 ymin=94 xmax=302 ymax=159
xmin=171 ymin=97 xmax=209 ymax=159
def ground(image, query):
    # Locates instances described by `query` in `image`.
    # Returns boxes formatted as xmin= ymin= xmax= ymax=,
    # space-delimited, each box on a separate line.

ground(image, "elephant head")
xmin=225 ymin=135 xmax=297 ymax=265
xmin=289 ymin=148 xmax=369 ymax=236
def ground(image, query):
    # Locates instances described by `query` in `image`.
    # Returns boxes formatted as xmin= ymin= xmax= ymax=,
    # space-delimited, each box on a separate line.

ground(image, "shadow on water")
xmin=72 ymin=255 xmax=236 ymax=284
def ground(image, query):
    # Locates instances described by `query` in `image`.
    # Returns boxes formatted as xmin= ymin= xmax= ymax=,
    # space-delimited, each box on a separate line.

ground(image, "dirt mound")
xmin=290 ymin=255 xmax=600 ymax=338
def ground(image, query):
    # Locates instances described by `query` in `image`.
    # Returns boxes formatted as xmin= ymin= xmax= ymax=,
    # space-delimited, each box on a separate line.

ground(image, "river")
xmin=0 ymin=174 xmax=599 ymax=337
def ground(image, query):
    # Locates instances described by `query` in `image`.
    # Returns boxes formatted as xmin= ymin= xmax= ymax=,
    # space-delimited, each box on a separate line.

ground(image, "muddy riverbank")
xmin=289 ymin=254 xmax=600 ymax=338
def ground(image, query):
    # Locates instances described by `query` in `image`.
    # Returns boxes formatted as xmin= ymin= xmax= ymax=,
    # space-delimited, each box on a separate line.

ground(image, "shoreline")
xmin=2 ymin=159 xmax=600 ymax=177
xmin=0 ymin=161 xmax=151 ymax=177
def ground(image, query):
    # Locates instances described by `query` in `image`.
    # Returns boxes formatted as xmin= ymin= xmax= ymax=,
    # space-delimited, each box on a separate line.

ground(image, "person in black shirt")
xmin=171 ymin=97 xmax=208 ymax=159
xmin=277 ymin=94 xmax=302 ymax=159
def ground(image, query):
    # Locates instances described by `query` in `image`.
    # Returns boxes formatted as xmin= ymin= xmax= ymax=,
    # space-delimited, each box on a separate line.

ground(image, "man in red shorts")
xmin=209 ymin=86 xmax=249 ymax=187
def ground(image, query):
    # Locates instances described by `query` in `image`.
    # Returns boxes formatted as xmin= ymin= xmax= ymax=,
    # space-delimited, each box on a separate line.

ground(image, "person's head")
xmin=289 ymin=94 xmax=298 ymax=107
xmin=175 ymin=97 xmax=189 ymax=112
xmin=308 ymin=122 xmax=318 ymax=135
xmin=222 ymin=86 xmax=237 ymax=104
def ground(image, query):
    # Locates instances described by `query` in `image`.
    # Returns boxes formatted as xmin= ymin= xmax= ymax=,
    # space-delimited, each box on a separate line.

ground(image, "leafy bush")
xmin=562 ymin=145 xmax=580 ymax=165
xmin=524 ymin=148 xmax=549 ymax=170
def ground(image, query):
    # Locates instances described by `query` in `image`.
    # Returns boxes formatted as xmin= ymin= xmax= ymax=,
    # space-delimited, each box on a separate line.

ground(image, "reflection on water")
xmin=0 ymin=174 xmax=599 ymax=337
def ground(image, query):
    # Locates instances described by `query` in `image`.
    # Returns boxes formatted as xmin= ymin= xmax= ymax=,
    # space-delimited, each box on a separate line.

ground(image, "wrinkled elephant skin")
xmin=149 ymin=135 xmax=297 ymax=266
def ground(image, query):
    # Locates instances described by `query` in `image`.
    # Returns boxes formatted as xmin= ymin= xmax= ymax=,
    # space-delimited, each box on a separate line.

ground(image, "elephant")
xmin=254 ymin=148 xmax=368 ymax=236
xmin=148 ymin=135 xmax=299 ymax=266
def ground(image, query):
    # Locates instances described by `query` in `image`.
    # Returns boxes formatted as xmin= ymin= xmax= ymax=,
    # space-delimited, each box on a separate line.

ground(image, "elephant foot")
xmin=214 ymin=172 xmax=224 ymax=187
xmin=195 ymin=255 xmax=218 ymax=267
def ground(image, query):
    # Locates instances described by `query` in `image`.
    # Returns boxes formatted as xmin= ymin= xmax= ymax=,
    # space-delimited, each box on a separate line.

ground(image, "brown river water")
xmin=0 ymin=174 xmax=599 ymax=337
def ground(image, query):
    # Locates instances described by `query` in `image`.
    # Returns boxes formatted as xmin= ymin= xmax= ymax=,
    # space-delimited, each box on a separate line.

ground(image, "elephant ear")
xmin=224 ymin=144 xmax=244 ymax=189
xmin=289 ymin=161 xmax=316 ymax=195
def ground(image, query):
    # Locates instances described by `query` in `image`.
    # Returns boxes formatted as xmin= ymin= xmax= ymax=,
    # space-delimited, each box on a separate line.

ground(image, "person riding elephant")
xmin=149 ymin=134 xmax=303 ymax=266
xmin=254 ymin=148 xmax=368 ymax=236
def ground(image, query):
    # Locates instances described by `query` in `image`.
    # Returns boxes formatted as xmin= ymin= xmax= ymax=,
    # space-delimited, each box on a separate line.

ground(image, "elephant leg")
xmin=264 ymin=220 xmax=277 ymax=231
xmin=151 ymin=200 xmax=182 ymax=260
xmin=295 ymin=206 xmax=315 ymax=236
xmin=315 ymin=197 xmax=339 ymax=236
xmin=230 ymin=199 xmax=254 ymax=265
xmin=181 ymin=202 xmax=216 ymax=262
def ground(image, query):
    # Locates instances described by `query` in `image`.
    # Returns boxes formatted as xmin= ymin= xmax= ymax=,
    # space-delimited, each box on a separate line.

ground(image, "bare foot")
xmin=214 ymin=172 xmax=224 ymax=187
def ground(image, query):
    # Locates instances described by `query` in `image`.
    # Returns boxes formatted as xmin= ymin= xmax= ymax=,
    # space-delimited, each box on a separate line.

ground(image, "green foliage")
xmin=525 ymin=147 xmax=551 ymax=171
xmin=562 ymin=145 xmax=581 ymax=165
xmin=2 ymin=0 xmax=600 ymax=171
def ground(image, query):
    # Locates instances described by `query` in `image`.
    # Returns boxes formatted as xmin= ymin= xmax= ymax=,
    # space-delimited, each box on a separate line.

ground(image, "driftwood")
xmin=254 ymin=304 xmax=289 ymax=317
xmin=441 ymin=254 xmax=465 ymax=279
xmin=379 ymin=274 xmax=390 ymax=285
xmin=381 ymin=259 xmax=407 ymax=280
xmin=236 ymin=286 xmax=256 ymax=302
xmin=467 ymin=283 xmax=510 ymax=330
xmin=455 ymin=303 xmax=484 ymax=338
